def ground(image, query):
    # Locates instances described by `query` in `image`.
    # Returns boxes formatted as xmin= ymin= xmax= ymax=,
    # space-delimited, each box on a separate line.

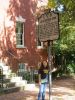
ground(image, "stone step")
xmin=7 ymin=82 xmax=15 ymax=88
xmin=0 ymin=75 xmax=6 ymax=79
xmin=10 ymin=76 xmax=27 ymax=87
xmin=2 ymin=79 xmax=10 ymax=83
xmin=1 ymin=65 xmax=9 ymax=71
xmin=3 ymin=70 xmax=12 ymax=78
xmin=3 ymin=86 xmax=20 ymax=94
xmin=15 ymin=80 xmax=27 ymax=87
xmin=0 ymin=78 xmax=10 ymax=88
xmin=0 ymin=77 xmax=27 ymax=88
xmin=11 ymin=76 xmax=23 ymax=82
xmin=3 ymin=82 xmax=15 ymax=88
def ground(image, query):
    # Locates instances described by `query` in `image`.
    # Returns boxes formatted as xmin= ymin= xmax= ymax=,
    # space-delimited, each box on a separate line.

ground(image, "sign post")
xmin=48 ymin=40 xmax=53 ymax=100
xmin=36 ymin=9 xmax=59 ymax=100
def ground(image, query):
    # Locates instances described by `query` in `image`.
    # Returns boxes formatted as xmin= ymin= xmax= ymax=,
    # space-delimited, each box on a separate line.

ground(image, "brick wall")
xmin=0 ymin=0 xmax=47 ymax=72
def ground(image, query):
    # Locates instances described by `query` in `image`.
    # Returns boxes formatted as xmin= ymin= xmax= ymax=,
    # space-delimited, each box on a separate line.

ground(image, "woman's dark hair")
xmin=40 ymin=61 xmax=49 ymax=70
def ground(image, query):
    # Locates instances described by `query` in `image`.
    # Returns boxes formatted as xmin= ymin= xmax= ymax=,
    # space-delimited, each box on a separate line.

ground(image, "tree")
xmin=48 ymin=0 xmax=56 ymax=9
xmin=47 ymin=0 xmax=75 ymax=75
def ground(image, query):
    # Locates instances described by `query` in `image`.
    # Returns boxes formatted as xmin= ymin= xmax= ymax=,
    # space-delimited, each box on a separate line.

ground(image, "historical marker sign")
xmin=37 ymin=10 xmax=59 ymax=42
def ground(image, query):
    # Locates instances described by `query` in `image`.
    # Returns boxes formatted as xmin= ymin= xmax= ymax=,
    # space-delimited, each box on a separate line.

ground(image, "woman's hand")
xmin=38 ymin=74 xmax=41 ymax=86
xmin=38 ymin=81 xmax=41 ymax=86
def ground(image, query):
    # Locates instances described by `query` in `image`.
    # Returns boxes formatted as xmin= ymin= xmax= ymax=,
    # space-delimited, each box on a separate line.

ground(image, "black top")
xmin=38 ymin=67 xmax=49 ymax=82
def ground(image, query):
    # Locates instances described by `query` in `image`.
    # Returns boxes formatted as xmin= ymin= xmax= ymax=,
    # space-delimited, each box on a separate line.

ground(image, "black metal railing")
xmin=18 ymin=69 xmax=39 ymax=83
xmin=0 ymin=67 xmax=3 ymax=88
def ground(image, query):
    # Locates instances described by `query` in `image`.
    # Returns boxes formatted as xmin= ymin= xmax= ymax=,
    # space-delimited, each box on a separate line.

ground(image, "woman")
xmin=38 ymin=61 xmax=49 ymax=100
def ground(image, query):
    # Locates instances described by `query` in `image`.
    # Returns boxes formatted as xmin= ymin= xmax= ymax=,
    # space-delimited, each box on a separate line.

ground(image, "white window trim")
xmin=16 ymin=16 xmax=26 ymax=22
xmin=37 ymin=42 xmax=44 ymax=49
xmin=16 ymin=16 xmax=26 ymax=48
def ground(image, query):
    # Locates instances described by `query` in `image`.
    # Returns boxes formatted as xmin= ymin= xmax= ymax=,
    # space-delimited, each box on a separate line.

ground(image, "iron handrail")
xmin=0 ymin=67 xmax=3 ymax=88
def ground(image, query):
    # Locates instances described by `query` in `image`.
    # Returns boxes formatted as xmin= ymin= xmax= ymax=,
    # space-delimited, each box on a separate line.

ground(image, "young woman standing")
xmin=38 ymin=61 xmax=49 ymax=100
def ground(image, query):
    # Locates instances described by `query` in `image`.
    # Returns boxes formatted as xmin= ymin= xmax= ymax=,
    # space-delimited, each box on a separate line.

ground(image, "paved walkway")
xmin=0 ymin=76 xmax=75 ymax=100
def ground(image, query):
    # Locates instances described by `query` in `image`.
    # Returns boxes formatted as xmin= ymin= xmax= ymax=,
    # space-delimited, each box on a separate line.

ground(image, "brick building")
xmin=0 ymin=0 xmax=48 ymax=72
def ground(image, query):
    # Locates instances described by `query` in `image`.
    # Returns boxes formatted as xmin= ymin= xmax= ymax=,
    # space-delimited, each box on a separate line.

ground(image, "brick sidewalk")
xmin=0 ymin=77 xmax=75 ymax=100
xmin=0 ymin=91 xmax=38 ymax=100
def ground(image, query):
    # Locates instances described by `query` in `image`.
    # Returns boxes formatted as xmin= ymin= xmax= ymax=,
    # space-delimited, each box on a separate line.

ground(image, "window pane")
xmin=19 ymin=63 xmax=25 ymax=69
xmin=37 ymin=38 xmax=41 ymax=46
xmin=20 ymin=23 xmax=23 ymax=33
xmin=16 ymin=21 xmax=24 ymax=46
xmin=16 ymin=34 xmax=23 ymax=45
xmin=16 ymin=22 xmax=23 ymax=34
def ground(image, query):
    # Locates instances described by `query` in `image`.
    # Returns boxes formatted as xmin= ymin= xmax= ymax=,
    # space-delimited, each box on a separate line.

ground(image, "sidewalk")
xmin=0 ymin=77 xmax=75 ymax=100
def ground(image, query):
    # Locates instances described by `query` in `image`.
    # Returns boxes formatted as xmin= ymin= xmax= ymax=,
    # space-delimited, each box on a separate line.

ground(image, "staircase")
xmin=0 ymin=62 xmax=27 ymax=94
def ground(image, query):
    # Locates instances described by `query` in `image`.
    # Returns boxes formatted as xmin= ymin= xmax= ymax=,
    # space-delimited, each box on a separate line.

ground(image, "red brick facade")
xmin=0 ymin=0 xmax=47 ymax=72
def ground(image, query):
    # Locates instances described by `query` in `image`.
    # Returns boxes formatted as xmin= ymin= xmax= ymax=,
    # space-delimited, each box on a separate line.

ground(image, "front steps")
xmin=3 ymin=86 xmax=21 ymax=94
xmin=0 ymin=77 xmax=25 ymax=94
xmin=11 ymin=76 xmax=27 ymax=87
xmin=0 ymin=62 xmax=27 ymax=94
xmin=0 ymin=80 xmax=18 ymax=94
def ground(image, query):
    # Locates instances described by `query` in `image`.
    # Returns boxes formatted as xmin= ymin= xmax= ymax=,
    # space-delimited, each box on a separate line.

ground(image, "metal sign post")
xmin=48 ymin=40 xmax=52 ymax=100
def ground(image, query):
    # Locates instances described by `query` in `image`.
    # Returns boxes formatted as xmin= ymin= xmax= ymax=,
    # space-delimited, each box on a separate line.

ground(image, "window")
xmin=18 ymin=63 xmax=27 ymax=72
xmin=16 ymin=21 xmax=24 ymax=47
xmin=37 ymin=38 xmax=43 ymax=49
xmin=16 ymin=16 xmax=26 ymax=48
